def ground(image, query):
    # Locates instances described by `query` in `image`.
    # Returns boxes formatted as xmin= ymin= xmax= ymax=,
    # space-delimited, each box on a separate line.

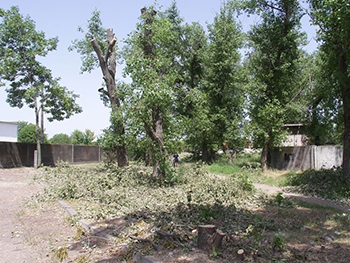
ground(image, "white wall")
xmin=0 ymin=121 xmax=18 ymax=142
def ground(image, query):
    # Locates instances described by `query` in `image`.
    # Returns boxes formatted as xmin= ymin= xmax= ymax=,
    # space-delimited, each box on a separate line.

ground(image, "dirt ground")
xmin=0 ymin=168 xmax=78 ymax=263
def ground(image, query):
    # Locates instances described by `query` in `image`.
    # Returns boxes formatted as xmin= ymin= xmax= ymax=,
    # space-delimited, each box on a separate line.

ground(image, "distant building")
xmin=281 ymin=124 xmax=309 ymax=147
xmin=0 ymin=121 xmax=18 ymax=142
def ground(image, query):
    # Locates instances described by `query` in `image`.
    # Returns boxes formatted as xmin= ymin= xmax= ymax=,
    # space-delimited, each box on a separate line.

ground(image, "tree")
xmin=50 ymin=133 xmax=71 ymax=144
xmin=69 ymin=10 xmax=128 ymax=167
xmin=0 ymin=6 xmax=81 ymax=166
xmin=124 ymin=6 xmax=179 ymax=177
xmin=308 ymin=0 xmax=350 ymax=180
xmin=18 ymin=122 xmax=47 ymax=143
xmin=302 ymin=51 xmax=343 ymax=145
xmin=71 ymin=129 xmax=95 ymax=145
xmin=244 ymin=0 xmax=305 ymax=171
xmin=201 ymin=3 xmax=245 ymax=162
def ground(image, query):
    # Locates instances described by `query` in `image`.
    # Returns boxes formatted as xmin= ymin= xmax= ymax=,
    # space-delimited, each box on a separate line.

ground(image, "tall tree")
xmin=244 ymin=0 xmax=305 ymax=171
xmin=0 ymin=6 xmax=81 ymax=166
xmin=69 ymin=10 xmax=128 ymax=167
xmin=124 ymin=6 xmax=179 ymax=177
xmin=308 ymin=0 xmax=350 ymax=180
xmin=163 ymin=3 xmax=209 ymax=161
xmin=202 ymin=3 xmax=245 ymax=162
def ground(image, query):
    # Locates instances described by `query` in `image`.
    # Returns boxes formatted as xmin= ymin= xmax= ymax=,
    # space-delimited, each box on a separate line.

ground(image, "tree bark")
xmin=339 ymin=53 xmax=350 ymax=181
xmin=34 ymin=96 xmax=41 ymax=167
xmin=197 ymin=225 xmax=225 ymax=250
xmin=202 ymin=141 xmax=208 ymax=163
xmin=261 ymin=139 xmax=269 ymax=172
xmin=90 ymin=29 xmax=128 ymax=167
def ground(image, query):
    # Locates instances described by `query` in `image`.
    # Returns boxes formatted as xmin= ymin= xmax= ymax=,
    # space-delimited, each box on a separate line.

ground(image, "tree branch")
xmin=90 ymin=39 xmax=106 ymax=70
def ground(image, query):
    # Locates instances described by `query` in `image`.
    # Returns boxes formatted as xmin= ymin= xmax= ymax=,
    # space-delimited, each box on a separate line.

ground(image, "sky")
xmin=0 ymin=0 xmax=318 ymax=139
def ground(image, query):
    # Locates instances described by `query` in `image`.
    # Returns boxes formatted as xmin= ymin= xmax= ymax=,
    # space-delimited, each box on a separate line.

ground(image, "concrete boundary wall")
xmin=270 ymin=145 xmax=343 ymax=171
xmin=0 ymin=142 xmax=103 ymax=168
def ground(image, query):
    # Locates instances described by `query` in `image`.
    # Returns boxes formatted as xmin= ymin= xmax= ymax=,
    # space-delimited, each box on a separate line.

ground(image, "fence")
xmin=0 ymin=142 xmax=103 ymax=168
xmin=270 ymin=145 xmax=343 ymax=170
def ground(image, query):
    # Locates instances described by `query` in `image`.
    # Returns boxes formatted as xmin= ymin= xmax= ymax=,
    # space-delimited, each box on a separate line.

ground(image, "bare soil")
xmin=0 ymin=168 xmax=77 ymax=263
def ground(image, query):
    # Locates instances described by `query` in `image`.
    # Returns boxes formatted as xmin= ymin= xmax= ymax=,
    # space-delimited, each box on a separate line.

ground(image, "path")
xmin=253 ymin=183 xmax=350 ymax=212
xmin=0 ymin=168 xmax=38 ymax=263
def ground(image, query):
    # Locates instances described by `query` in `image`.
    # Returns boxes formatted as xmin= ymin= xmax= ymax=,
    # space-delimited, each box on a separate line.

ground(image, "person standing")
xmin=173 ymin=153 xmax=179 ymax=167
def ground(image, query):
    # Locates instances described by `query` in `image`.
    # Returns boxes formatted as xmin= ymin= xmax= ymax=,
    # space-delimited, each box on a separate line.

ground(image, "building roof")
xmin=0 ymin=121 xmax=18 ymax=125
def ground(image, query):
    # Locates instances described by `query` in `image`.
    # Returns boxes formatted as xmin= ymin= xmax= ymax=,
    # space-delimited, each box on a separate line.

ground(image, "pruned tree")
xmin=124 ymin=6 xmax=179 ymax=177
xmin=69 ymin=10 xmax=128 ymax=167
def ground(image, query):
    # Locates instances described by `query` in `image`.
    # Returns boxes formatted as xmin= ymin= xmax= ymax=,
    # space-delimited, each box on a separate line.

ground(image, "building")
xmin=281 ymin=124 xmax=309 ymax=147
xmin=0 ymin=121 xmax=18 ymax=142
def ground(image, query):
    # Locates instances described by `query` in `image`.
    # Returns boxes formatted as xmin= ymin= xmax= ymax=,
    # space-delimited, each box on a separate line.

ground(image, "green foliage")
xmin=71 ymin=129 xmax=95 ymax=145
xmin=208 ymin=152 xmax=261 ymax=175
xmin=18 ymin=123 xmax=47 ymax=143
xmin=272 ymin=233 xmax=285 ymax=251
xmin=68 ymin=9 xmax=108 ymax=73
xmin=123 ymin=5 xmax=182 ymax=175
xmin=35 ymin=162 xmax=255 ymax=222
xmin=244 ymin=0 xmax=306 ymax=169
xmin=308 ymin=0 xmax=350 ymax=178
xmin=284 ymin=168 xmax=350 ymax=202
xmin=209 ymin=163 xmax=242 ymax=175
xmin=50 ymin=133 xmax=71 ymax=144
xmin=0 ymin=6 xmax=58 ymax=82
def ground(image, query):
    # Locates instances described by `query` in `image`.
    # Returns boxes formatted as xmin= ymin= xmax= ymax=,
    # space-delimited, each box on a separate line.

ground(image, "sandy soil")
xmin=0 ymin=168 xmax=77 ymax=263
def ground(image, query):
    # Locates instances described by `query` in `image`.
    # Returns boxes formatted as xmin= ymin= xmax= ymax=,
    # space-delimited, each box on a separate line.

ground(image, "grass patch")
xmin=208 ymin=163 xmax=242 ymax=175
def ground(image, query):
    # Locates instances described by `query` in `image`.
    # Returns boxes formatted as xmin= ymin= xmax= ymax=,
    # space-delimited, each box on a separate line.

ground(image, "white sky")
xmin=0 ymin=0 xmax=318 ymax=138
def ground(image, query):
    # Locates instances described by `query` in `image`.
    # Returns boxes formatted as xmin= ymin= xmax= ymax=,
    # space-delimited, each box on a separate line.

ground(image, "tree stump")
xmin=237 ymin=249 xmax=245 ymax=260
xmin=197 ymin=225 xmax=225 ymax=250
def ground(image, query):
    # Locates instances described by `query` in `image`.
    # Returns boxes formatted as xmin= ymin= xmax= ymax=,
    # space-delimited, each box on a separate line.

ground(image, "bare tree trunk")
xmin=144 ymin=107 xmax=166 ymax=177
xmin=339 ymin=54 xmax=350 ymax=181
xmin=197 ymin=225 xmax=225 ymax=250
xmin=91 ymin=29 xmax=128 ymax=167
xmin=41 ymin=101 xmax=44 ymax=143
xmin=202 ymin=142 xmax=208 ymax=163
xmin=261 ymin=140 xmax=269 ymax=172
xmin=35 ymin=97 xmax=41 ymax=167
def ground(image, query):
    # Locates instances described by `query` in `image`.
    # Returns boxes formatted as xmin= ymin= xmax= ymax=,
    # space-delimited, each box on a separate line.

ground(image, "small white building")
xmin=0 ymin=121 xmax=18 ymax=142
xmin=282 ymin=124 xmax=309 ymax=147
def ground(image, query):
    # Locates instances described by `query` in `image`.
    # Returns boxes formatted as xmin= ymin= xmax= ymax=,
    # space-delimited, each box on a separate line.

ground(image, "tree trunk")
xmin=35 ymin=97 xmax=41 ymax=167
xmin=261 ymin=139 xmax=269 ymax=172
xmin=197 ymin=225 xmax=225 ymax=250
xmin=41 ymin=101 xmax=45 ymax=143
xmin=91 ymin=29 xmax=128 ymax=168
xmin=339 ymin=54 xmax=350 ymax=181
xmin=202 ymin=141 xmax=208 ymax=163
xmin=144 ymin=107 xmax=166 ymax=177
